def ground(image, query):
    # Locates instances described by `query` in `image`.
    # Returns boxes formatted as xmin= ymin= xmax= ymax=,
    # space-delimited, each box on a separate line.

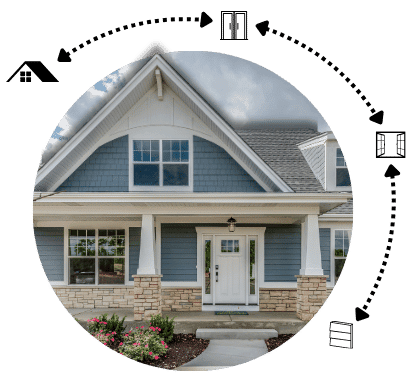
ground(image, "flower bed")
xmin=265 ymin=334 xmax=294 ymax=352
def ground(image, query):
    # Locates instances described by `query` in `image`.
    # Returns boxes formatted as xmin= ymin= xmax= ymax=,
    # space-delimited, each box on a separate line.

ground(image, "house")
xmin=33 ymin=54 xmax=352 ymax=322
xmin=7 ymin=61 xmax=58 ymax=82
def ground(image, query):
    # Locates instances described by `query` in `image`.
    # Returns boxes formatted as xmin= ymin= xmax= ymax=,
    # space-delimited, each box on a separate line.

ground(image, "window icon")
xmin=376 ymin=132 xmax=406 ymax=158
xmin=20 ymin=71 xmax=31 ymax=82
xmin=221 ymin=11 xmax=248 ymax=40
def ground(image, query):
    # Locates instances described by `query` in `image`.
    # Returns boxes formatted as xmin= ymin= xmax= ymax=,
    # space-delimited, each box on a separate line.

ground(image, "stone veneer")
xmin=133 ymin=275 xmax=163 ymax=321
xmin=295 ymin=275 xmax=328 ymax=321
xmin=259 ymin=288 xmax=297 ymax=312
xmin=161 ymin=287 xmax=202 ymax=312
xmin=53 ymin=286 xmax=135 ymax=308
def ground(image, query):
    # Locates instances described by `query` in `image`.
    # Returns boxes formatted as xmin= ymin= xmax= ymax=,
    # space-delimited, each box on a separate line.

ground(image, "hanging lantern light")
xmin=227 ymin=217 xmax=236 ymax=232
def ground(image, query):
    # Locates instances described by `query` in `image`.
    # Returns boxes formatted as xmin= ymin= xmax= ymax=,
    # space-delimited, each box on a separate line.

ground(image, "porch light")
xmin=227 ymin=217 xmax=237 ymax=232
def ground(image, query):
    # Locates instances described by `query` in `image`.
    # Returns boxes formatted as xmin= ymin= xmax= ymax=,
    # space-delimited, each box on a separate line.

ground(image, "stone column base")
xmin=132 ymin=274 xmax=163 ymax=321
xmin=295 ymin=275 xmax=328 ymax=321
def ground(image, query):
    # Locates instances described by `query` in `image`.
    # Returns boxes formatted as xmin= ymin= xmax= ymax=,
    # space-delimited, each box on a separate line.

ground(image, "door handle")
xmin=216 ymin=271 xmax=219 ymax=282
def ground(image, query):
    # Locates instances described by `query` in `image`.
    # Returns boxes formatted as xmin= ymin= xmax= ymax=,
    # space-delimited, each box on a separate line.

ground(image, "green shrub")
xmin=87 ymin=314 xmax=126 ymax=349
xmin=119 ymin=326 xmax=168 ymax=361
xmin=149 ymin=314 xmax=175 ymax=344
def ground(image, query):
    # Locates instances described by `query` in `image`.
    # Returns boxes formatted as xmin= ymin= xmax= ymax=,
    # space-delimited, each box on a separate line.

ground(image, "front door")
xmin=214 ymin=236 xmax=246 ymax=304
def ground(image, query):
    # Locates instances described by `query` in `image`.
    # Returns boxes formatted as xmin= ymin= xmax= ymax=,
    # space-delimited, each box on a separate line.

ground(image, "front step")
xmin=196 ymin=328 xmax=278 ymax=340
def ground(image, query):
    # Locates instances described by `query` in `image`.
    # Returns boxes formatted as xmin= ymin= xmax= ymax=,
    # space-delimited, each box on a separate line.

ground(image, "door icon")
xmin=221 ymin=11 xmax=248 ymax=40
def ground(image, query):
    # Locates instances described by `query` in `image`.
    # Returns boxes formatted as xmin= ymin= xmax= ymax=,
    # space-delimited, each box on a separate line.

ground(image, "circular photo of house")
xmin=33 ymin=51 xmax=352 ymax=369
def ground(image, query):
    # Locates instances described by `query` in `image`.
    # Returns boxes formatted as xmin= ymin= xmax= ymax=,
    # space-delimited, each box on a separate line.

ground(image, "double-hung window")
xmin=133 ymin=139 xmax=189 ymax=188
xmin=334 ymin=230 xmax=351 ymax=283
xmin=336 ymin=148 xmax=351 ymax=187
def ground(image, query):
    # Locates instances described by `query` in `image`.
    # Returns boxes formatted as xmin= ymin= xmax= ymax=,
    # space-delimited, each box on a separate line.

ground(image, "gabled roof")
xmin=7 ymin=61 xmax=58 ymax=82
xmin=35 ymin=54 xmax=293 ymax=193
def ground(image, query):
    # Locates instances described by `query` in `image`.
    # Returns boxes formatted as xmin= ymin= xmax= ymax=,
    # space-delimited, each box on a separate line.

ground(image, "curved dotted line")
xmin=69 ymin=17 xmax=200 ymax=56
xmin=267 ymin=27 xmax=376 ymax=115
xmin=362 ymin=180 xmax=396 ymax=311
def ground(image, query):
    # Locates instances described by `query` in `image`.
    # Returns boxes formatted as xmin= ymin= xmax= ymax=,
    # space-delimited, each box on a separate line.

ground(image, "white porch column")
xmin=300 ymin=214 xmax=324 ymax=275
xmin=137 ymin=214 xmax=156 ymax=275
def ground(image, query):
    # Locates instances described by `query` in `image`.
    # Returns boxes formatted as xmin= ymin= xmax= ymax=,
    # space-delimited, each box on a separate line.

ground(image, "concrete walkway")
xmin=175 ymin=339 xmax=268 ymax=371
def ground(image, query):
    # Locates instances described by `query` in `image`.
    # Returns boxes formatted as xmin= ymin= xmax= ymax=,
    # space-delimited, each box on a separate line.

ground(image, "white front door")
xmin=214 ymin=236 xmax=246 ymax=304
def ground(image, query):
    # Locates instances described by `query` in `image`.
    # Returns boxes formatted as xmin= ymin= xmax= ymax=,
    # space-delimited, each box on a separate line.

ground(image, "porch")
xmin=69 ymin=308 xmax=307 ymax=334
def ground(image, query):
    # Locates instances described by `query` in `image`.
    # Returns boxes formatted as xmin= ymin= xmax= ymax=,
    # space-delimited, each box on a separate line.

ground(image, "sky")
xmin=42 ymin=51 xmax=330 ymax=166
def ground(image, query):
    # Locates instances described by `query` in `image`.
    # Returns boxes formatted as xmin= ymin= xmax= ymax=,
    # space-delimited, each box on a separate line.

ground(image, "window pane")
xmin=336 ymin=168 xmax=351 ymax=186
xmin=336 ymin=157 xmax=345 ymax=167
xmin=151 ymin=140 xmax=159 ymax=151
xmin=163 ymin=164 xmax=188 ymax=186
xmin=133 ymin=140 xmax=141 ymax=151
xmin=151 ymin=151 xmax=159 ymax=162
xmin=78 ymin=230 xmax=86 ymax=237
xmin=99 ymin=258 xmax=125 ymax=284
xmin=142 ymin=151 xmax=150 ymax=162
xmin=116 ymin=247 xmax=125 ymax=256
xmin=172 ymin=152 xmax=180 ymax=162
xmin=335 ymin=249 xmax=344 ymax=257
xmin=69 ymin=258 xmax=95 ymax=284
xmin=335 ymin=258 xmax=346 ymax=283
xmin=133 ymin=151 xmax=142 ymax=162
xmin=181 ymin=152 xmax=189 ymax=162
xmin=181 ymin=140 xmax=189 ymax=151
xmin=163 ymin=151 xmax=171 ymax=162
xmin=205 ymin=240 xmax=211 ymax=294
xmin=162 ymin=140 xmax=170 ymax=152
xmin=250 ymin=240 xmax=256 ymax=295
xmin=172 ymin=141 xmax=180 ymax=151
xmin=134 ymin=164 xmax=159 ymax=186
xmin=142 ymin=140 xmax=150 ymax=150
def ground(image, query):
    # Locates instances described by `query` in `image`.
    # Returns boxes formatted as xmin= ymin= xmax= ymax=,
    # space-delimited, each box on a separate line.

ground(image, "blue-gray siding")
xmin=300 ymin=145 xmax=326 ymax=188
xmin=34 ymin=227 xmax=64 ymax=281
xmin=129 ymin=227 xmax=141 ymax=281
xmin=161 ymin=224 xmax=198 ymax=282
xmin=57 ymin=135 xmax=129 ymax=192
xmin=193 ymin=136 xmax=266 ymax=192
xmin=320 ymin=228 xmax=331 ymax=281
xmin=264 ymin=225 xmax=301 ymax=282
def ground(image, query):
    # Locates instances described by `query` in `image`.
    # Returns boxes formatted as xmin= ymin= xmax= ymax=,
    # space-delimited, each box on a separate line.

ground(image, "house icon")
xmin=7 ymin=61 xmax=58 ymax=82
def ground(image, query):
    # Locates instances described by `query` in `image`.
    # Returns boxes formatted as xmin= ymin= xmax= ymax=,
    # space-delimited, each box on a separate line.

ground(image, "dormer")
xmin=297 ymin=132 xmax=351 ymax=192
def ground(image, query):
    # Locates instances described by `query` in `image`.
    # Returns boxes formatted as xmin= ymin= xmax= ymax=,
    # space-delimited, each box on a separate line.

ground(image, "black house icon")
xmin=7 ymin=61 xmax=58 ymax=82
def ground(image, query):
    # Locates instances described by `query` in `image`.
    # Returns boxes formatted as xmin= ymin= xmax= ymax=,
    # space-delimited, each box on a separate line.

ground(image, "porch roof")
xmin=33 ymin=191 xmax=352 ymax=216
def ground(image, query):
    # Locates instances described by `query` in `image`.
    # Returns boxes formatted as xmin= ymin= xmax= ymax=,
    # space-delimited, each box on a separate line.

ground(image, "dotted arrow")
xmin=58 ymin=12 xmax=213 ymax=62
xmin=355 ymin=165 xmax=400 ymax=321
xmin=256 ymin=20 xmax=384 ymax=125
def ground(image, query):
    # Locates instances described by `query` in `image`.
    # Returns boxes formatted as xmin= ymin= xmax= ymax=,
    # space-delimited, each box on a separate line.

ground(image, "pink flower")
xmin=119 ymin=342 xmax=123 ymax=346
xmin=138 ymin=343 xmax=140 ymax=346
xmin=106 ymin=333 xmax=110 ymax=336
xmin=136 ymin=327 xmax=139 ymax=329
xmin=161 ymin=341 xmax=165 ymax=345
xmin=149 ymin=352 xmax=152 ymax=355
xmin=154 ymin=356 xmax=159 ymax=360
xmin=111 ymin=338 xmax=114 ymax=342
xmin=100 ymin=330 xmax=104 ymax=333
xmin=165 ymin=345 xmax=168 ymax=348
xmin=104 ymin=343 xmax=107 ymax=345
xmin=133 ymin=343 xmax=137 ymax=346
xmin=141 ymin=326 xmax=144 ymax=329
xmin=103 ymin=322 xmax=107 ymax=325
xmin=112 ymin=331 xmax=116 ymax=335
xmin=145 ymin=344 xmax=148 ymax=348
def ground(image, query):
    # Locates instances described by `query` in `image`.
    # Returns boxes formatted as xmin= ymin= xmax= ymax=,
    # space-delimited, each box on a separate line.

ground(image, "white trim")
xmin=297 ymin=132 xmax=332 ymax=150
xmin=202 ymin=305 xmax=259 ymax=312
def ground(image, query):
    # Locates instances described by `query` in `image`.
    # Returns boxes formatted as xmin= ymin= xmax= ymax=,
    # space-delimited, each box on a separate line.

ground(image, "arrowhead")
xmin=369 ymin=110 xmax=384 ymax=125
xmin=256 ymin=21 xmax=270 ymax=36
xmin=355 ymin=307 xmax=370 ymax=321
xmin=200 ymin=12 xmax=213 ymax=28
xmin=385 ymin=164 xmax=400 ymax=178
xmin=58 ymin=48 xmax=71 ymax=62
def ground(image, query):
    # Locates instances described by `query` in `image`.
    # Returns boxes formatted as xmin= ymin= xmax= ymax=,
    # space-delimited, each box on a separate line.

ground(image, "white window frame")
xmin=333 ymin=228 xmax=352 ymax=285
xmin=129 ymin=137 xmax=193 ymax=192
xmin=67 ymin=227 xmax=128 ymax=286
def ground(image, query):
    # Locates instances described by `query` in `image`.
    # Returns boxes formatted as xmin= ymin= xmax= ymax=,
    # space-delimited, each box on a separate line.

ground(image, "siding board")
xmin=34 ymin=227 xmax=64 ymax=282
xmin=129 ymin=227 xmax=140 ymax=281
